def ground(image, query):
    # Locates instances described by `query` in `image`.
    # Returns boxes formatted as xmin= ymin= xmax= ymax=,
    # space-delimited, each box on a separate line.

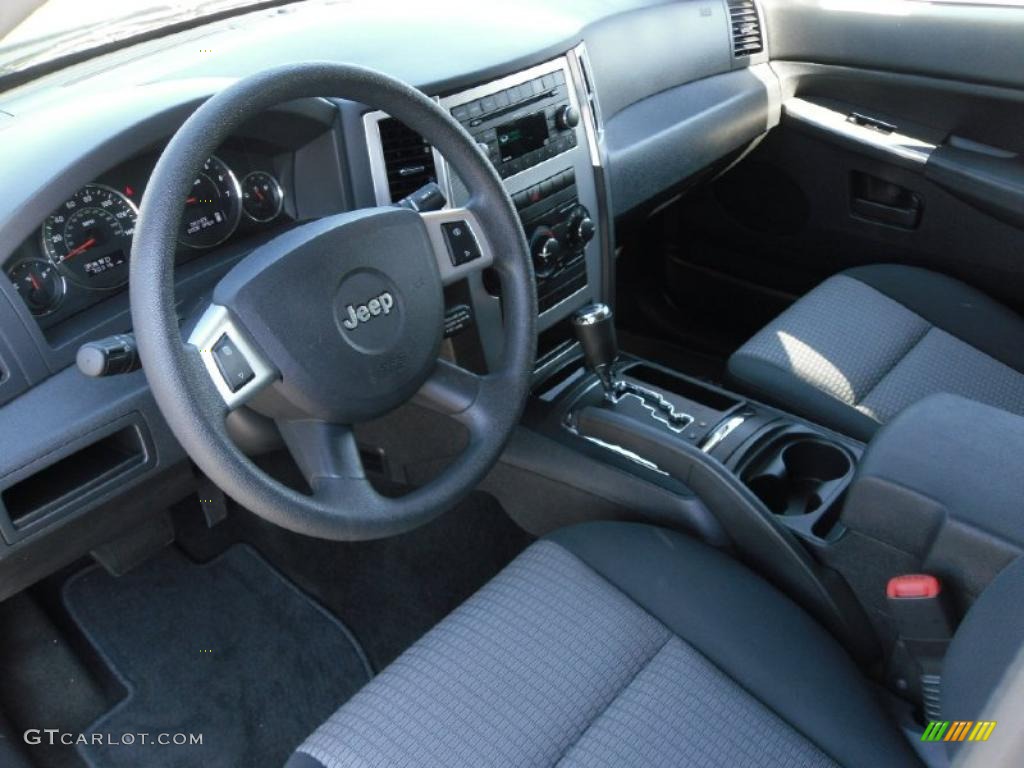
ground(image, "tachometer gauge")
xmin=180 ymin=156 xmax=242 ymax=248
xmin=241 ymin=171 xmax=284 ymax=223
xmin=7 ymin=257 xmax=65 ymax=315
xmin=41 ymin=184 xmax=137 ymax=290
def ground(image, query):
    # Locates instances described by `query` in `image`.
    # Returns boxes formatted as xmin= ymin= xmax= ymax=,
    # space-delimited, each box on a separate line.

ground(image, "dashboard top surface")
xmin=0 ymin=0 xmax=668 ymax=112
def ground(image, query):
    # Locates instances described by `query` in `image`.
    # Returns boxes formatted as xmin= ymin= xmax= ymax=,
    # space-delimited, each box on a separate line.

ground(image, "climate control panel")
xmin=514 ymin=169 xmax=594 ymax=313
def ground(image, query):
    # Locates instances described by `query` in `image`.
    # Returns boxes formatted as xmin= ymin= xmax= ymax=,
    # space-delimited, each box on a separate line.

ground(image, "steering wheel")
xmin=130 ymin=63 xmax=536 ymax=541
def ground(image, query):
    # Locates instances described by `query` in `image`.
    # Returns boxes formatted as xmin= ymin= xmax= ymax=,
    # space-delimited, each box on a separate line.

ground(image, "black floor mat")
xmin=62 ymin=545 xmax=371 ymax=768
xmin=173 ymin=485 xmax=535 ymax=670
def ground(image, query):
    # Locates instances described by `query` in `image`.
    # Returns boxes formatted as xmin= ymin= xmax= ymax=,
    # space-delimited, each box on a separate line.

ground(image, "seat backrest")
xmin=943 ymin=557 xmax=1024 ymax=726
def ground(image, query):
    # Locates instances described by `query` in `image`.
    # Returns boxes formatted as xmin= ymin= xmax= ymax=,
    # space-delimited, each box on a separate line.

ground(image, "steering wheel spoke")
xmin=420 ymin=207 xmax=494 ymax=286
xmin=413 ymin=358 xmax=495 ymax=437
xmin=187 ymin=303 xmax=278 ymax=410
xmin=276 ymin=418 xmax=377 ymax=505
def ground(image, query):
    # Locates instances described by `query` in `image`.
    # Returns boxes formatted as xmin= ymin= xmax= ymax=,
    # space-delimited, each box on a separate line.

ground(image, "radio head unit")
xmin=450 ymin=69 xmax=580 ymax=179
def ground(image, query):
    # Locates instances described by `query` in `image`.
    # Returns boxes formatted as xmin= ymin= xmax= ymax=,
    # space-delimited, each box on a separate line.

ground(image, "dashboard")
xmin=0 ymin=0 xmax=778 ymax=599
xmin=5 ymin=143 xmax=293 ymax=329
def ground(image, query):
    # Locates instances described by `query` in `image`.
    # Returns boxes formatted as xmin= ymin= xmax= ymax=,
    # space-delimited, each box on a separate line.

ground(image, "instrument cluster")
xmin=5 ymin=147 xmax=288 ymax=322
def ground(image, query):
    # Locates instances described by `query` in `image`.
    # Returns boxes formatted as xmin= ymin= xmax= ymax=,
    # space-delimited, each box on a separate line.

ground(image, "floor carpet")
xmin=62 ymin=545 xmax=371 ymax=768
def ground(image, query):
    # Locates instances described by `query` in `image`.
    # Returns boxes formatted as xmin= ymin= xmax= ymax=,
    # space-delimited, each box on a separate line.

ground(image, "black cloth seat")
xmin=727 ymin=265 xmax=1024 ymax=441
xmin=286 ymin=522 xmax=923 ymax=768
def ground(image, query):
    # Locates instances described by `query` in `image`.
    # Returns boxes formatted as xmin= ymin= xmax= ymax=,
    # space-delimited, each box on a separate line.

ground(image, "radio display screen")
xmin=496 ymin=112 xmax=549 ymax=162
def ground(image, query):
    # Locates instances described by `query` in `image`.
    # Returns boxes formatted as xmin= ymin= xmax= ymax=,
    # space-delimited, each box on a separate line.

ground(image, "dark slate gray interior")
xmin=2 ymin=0 xmax=1024 ymax=766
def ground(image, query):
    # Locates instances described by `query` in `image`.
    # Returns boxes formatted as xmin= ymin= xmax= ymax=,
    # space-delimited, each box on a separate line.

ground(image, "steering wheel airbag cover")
xmin=213 ymin=206 xmax=444 ymax=422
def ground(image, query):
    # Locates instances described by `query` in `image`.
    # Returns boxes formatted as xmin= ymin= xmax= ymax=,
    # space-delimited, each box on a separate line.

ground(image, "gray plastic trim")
xmin=784 ymin=97 xmax=935 ymax=166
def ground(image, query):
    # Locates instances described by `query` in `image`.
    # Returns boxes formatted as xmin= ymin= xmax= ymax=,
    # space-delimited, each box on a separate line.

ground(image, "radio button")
xmin=556 ymin=105 xmax=581 ymax=131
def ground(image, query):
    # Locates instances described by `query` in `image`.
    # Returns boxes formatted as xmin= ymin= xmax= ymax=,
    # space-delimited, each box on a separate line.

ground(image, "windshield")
xmin=0 ymin=0 xmax=297 ymax=78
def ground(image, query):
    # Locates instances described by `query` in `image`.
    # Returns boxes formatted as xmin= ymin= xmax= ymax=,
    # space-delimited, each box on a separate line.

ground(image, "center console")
xmin=512 ymin=302 xmax=874 ymax=657
xmin=561 ymin=303 xmax=861 ymax=545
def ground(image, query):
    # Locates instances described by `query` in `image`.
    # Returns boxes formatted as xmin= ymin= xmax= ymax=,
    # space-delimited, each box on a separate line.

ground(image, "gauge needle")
xmin=29 ymin=274 xmax=41 ymax=291
xmin=62 ymin=236 xmax=97 ymax=262
xmin=253 ymin=187 xmax=265 ymax=201
xmin=186 ymin=196 xmax=198 ymax=204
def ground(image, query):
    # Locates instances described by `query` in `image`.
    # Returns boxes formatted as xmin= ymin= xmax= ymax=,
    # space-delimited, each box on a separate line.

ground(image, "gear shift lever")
xmin=573 ymin=303 xmax=619 ymax=398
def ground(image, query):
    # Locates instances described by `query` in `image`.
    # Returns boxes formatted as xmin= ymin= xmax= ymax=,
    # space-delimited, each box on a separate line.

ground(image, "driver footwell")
xmin=61 ymin=545 xmax=371 ymax=768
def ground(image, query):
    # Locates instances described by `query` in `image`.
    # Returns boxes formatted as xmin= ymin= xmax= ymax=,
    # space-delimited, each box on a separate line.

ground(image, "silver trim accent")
xmin=240 ymin=170 xmax=284 ymax=223
xmin=611 ymin=382 xmax=695 ymax=434
xmin=572 ymin=302 xmax=611 ymax=325
xmin=419 ymin=207 xmax=494 ymax=285
xmin=187 ymin=303 xmax=277 ymax=410
xmin=363 ymin=102 xmax=452 ymax=207
xmin=582 ymin=435 xmax=668 ymax=475
xmin=567 ymin=43 xmax=602 ymax=167
xmin=784 ymin=98 xmax=936 ymax=165
xmin=701 ymin=415 xmax=746 ymax=454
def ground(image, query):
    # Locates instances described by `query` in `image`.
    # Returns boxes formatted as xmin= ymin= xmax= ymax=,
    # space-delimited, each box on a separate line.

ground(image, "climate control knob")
xmin=530 ymin=228 xmax=561 ymax=278
xmin=556 ymin=105 xmax=581 ymax=131
xmin=567 ymin=206 xmax=596 ymax=248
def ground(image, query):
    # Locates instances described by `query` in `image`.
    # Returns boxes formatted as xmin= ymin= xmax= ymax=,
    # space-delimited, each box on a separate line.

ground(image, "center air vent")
xmin=378 ymin=117 xmax=437 ymax=202
xmin=727 ymin=0 xmax=764 ymax=57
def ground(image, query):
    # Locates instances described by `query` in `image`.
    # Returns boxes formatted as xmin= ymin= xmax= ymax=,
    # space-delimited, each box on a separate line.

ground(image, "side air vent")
xmin=728 ymin=0 xmax=764 ymax=57
xmin=378 ymin=117 xmax=437 ymax=202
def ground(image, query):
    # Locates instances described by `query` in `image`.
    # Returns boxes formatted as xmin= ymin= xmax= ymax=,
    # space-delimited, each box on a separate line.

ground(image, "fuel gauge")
xmin=7 ymin=257 xmax=65 ymax=316
xmin=241 ymin=171 xmax=284 ymax=223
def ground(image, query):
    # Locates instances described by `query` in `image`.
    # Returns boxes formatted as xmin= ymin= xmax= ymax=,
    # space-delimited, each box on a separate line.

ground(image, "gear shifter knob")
xmin=573 ymin=303 xmax=619 ymax=395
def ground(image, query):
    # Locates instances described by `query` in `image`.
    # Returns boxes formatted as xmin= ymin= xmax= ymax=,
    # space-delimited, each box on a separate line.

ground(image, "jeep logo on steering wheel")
xmin=342 ymin=291 xmax=395 ymax=330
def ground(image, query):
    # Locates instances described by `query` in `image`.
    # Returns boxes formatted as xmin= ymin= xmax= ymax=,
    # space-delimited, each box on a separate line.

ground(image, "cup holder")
xmin=744 ymin=438 xmax=853 ymax=517
xmin=782 ymin=440 xmax=850 ymax=482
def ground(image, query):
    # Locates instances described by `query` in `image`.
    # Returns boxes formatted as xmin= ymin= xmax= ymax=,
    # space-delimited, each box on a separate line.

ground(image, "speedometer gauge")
xmin=41 ymin=184 xmax=137 ymax=290
xmin=180 ymin=156 xmax=242 ymax=248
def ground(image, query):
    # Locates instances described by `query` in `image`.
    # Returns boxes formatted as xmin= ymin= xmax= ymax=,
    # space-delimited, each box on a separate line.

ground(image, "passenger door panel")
xmin=640 ymin=1 xmax=1024 ymax=349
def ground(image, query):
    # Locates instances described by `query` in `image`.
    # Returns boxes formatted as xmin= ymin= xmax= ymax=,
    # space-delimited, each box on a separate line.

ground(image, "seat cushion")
xmin=287 ymin=522 xmax=919 ymax=768
xmin=727 ymin=265 xmax=1024 ymax=441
